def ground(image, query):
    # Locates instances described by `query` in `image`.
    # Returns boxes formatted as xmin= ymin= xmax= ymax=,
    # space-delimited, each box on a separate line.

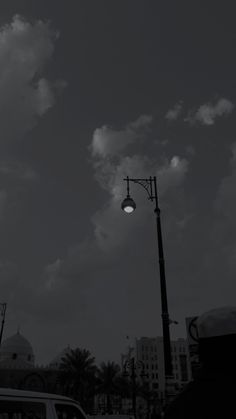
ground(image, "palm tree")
xmin=58 ymin=348 xmax=97 ymax=411
xmin=139 ymin=382 xmax=159 ymax=419
xmin=97 ymin=361 xmax=121 ymax=413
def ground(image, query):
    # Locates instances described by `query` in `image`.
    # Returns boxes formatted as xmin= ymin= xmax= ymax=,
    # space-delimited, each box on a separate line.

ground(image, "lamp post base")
xmin=165 ymin=375 xmax=176 ymax=406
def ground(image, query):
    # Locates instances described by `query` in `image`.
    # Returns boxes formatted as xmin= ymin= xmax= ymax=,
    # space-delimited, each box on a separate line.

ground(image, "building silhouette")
xmin=0 ymin=331 xmax=67 ymax=393
xmin=135 ymin=337 xmax=191 ymax=397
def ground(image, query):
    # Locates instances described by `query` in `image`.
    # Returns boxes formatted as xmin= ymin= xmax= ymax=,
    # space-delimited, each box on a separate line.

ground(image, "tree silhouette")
xmin=59 ymin=348 xmax=97 ymax=411
xmin=97 ymin=361 xmax=121 ymax=413
xmin=139 ymin=381 xmax=160 ymax=419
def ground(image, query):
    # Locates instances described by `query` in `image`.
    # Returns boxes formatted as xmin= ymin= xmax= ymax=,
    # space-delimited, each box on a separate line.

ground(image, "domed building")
xmin=0 ymin=331 xmax=60 ymax=393
xmin=0 ymin=331 xmax=35 ymax=369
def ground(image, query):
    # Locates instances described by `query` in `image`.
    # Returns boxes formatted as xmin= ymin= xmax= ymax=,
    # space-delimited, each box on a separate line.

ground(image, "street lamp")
xmin=121 ymin=179 xmax=136 ymax=213
xmin=121 ymin=176 xmax=173 ymax=385
xmin=123 ymin=357 xmax=146 ymax=418
xmin=121 ymin=196 xmax=136 ymax=213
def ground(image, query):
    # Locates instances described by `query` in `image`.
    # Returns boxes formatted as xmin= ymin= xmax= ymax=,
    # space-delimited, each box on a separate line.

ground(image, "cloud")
xmin=0 ymin=15 xmax=66 ymax=227
xmin=30 ymin=115 xmax=189 ymax=312
xmin=88 ymin=115 xmax=189 ymax=254
xmin=128 ymin=114 xmax=153 ymax=130
xmin=0 ymin=14 xmax=66 ymax=144
xmin=92 ymin=154 xmax=188 ymax=252
xmin=2 ymin=113 xmax=190 ymax=366
xmin=165 ymin=102 xmax=183 ymax=121
xmin=155 ymin=156 xmax=188 ymax=195
xmin=185 ymin=98 xmax=234 ymax=126
xmin=90 ymin=114 xmax=152 ymax=158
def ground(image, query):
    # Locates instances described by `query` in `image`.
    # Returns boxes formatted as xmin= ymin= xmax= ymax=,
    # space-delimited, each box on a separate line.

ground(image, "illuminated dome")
xmin=0 ymin=331 xmax=35 ymax=369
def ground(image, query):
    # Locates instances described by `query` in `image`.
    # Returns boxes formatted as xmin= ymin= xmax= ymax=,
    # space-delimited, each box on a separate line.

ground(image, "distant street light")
xmin=121 ymin=176 xmax=174 ymax=390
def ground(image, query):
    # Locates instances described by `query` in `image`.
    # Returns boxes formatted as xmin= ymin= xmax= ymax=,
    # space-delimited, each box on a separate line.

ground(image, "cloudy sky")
xmin=0 ymin=1 xmax=235 ymax=365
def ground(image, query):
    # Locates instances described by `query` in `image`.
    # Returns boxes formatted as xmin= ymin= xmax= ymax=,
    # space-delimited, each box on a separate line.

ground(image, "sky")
xmin=0 ymin=0 xmax=235 ymax=366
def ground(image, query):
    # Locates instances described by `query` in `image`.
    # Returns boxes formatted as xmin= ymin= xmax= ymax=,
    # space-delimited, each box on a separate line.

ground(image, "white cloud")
xmin=185 ymin=98 xmax=234 ymax=126
xmin=129 ymin=114 xmax=153 ymax=130
xmin=90 ymin=114 xmax=152 ymax=158
xmin=92 ymin=154 xmax=188 ymax=252
xmin=34 ymin=147 xmax=189 ymax=320
xmin=35 ymin=115 xmax=189 ymax=303
xmin=156 ymin=156 xmax=188 ymax=195
xmin=91 ymin=125 xmax=136 ymax=158
xmin=0 ymin=15 xmax=66 ymax=143
xmin=36 ymin=78 xmax=55 ymax=116
xmin=165 ymin=102 xmax=183 ymax=121
xmin=90 ymin=117 xmax=189 ymax=252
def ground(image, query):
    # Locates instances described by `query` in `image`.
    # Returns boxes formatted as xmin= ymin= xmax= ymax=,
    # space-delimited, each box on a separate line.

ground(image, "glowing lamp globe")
xmin=121 ymin=196 xmax=136 ymax=213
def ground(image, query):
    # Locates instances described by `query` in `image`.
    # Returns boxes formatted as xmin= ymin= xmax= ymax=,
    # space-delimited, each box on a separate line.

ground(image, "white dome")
xmin=0 ymin=332 xmax=35 ymax=368
xmin=197 ymin=306 xmax=236 ymax=338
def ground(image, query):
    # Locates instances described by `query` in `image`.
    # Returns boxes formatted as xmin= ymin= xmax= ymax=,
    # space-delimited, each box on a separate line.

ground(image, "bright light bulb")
xmin=124 ymin=205 xmax=135 ymax=213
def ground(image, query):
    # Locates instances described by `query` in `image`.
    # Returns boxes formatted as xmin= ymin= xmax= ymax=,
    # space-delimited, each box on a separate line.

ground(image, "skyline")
xmin=0 ymin=324 xmax=189 ymax=367
xmin=0 ymin=1 xmax=235 ymax=365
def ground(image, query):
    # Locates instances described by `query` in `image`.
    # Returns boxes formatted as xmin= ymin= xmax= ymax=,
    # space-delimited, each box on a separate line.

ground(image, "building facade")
xmin=0 ymin=331 xmax=69 ymax=393
xmin=135 ymin=336 xmax=192 ymax=396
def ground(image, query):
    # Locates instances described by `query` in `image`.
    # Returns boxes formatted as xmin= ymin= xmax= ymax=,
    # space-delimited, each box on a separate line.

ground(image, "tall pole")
xmin=130 ymin=358 xmax=137 ymax=419
xmin=122 ymin=176 xmax=173 ymax=382
xmin=153 ymin=177 xmax=173 ymax=378
xmin=124 ymin=356 xmax=140 ymax=419
xmin=124 ymin=357 xmax=137 ymax=418
xmin=0 ymin=303 xmax=7 ymax=346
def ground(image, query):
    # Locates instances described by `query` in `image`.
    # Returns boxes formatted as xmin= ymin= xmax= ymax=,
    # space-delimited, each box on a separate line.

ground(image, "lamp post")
xmin=121 ymin=176 xmax=173 ymax=386
xmin=123 ymin=357 xmax=146 ymax=418
xmin=0 ymin=303 xmax=6 ymax=346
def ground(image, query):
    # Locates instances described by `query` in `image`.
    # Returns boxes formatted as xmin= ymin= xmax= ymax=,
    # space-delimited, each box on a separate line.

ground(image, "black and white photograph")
xmin=0 ymin=2 xmax=235 ymax=418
